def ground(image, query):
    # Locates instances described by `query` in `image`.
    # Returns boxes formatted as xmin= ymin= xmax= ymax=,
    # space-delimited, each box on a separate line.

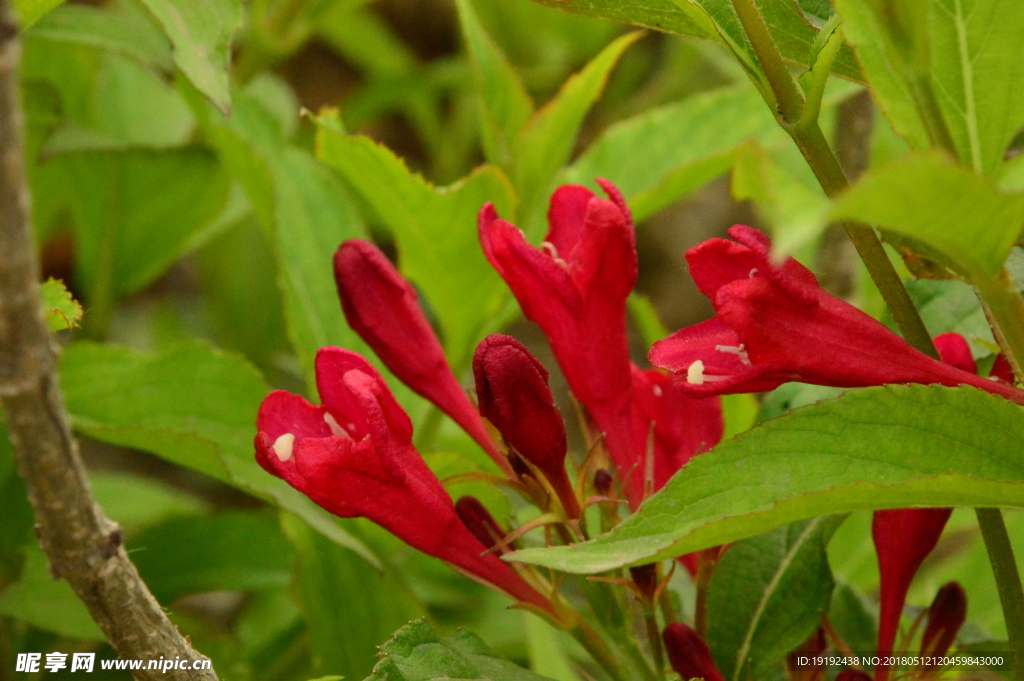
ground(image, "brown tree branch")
xmin=0 ymin=3 xmax=218 ymax=679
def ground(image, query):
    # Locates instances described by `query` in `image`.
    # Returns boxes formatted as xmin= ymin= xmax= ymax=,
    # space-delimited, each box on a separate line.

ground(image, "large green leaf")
xmin=58 ymin=341 xmax=378 ymax=567
xmin=14 ymin=0 xmax=65 ymax=28
xmin=366 ymin=619 xmax=556 ymax=681
xmin=455 ymin=0 xmax=534 ymax=168
xmin=283 ymin=516 xmax=422 ymax=680
xmin=507 ymin=384 xmax=1024 ymax=573
xmin=707 ymin=518 xmax=841 ymax=681
xmin=829 ymin=152 xmax=1024 ymax=278
xmin=512 ymin=31 xmax=641 ymax=231
xmin=836 ymin=0 xmax=1024 ymax=176
xmin=136 ymin=0 xmax=241 ymax=114
xmin=315 ymin=124 xmax=517 ymax=370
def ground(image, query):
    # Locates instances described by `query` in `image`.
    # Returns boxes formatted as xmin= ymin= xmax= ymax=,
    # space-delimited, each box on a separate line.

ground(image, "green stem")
xmin=571 ymin=621 xmax=626 ymax=681
xmin=977 ymin=269 xmax=1024 ymax=381
xmin=645 ymin=611 xmax=666 ymax=678
xmin=976 ymin=508 xmax=1024 ymax=681
xmin=729 ymin=0 xmax=938 ymax=359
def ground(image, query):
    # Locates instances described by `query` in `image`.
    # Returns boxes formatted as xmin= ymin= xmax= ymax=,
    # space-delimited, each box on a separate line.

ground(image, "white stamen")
xmin=272 ymin=433 xmax=295 ymax=462
xmin=652 ymin=384 xmax=663 ymax=397
xmin=540 ymin=241 xmax=570 ymax=270
xmin=687 ymin=360 xmax=706 ymax=385
xmin=749 ymin=268 xmax=759 ymax=278
xmin=323 ymin=412 xmax=350 ymax=439
xmin=715 ymin=343 xmax=753 ymax=367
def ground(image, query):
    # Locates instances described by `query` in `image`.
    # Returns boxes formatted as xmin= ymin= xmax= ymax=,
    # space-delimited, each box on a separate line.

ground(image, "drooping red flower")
xmin=663 ymin=623 xmax=725 ymax=681
xmin=479 ymin=180 xmax=637 ymax=474
xmin=650 ymin=226 xmax=1024 ymax=405
xmin=333 ymin=240 xmax=508 ymax=473
xmin=872 ymin=507 xmax=952 ymax=681
xmin=920 ymin=582 xmax=967 ymax=658
xmin=255 ymin=347 xmax=553 ymax=615
xmin=473 ymin=335 xmax=580 ymax=517
xmin=627 ymin=366 xmax=723 ymax=510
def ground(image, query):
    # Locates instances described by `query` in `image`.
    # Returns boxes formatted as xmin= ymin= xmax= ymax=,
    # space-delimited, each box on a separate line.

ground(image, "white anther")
xmin=323 ymin=412 xmax=350 ymax=439
xmin=687 ymin=360 xmax=706 ymax=385
xmin=652 ymin=384 xmax=663 ymax=397
xmin=540 ymin=241 xmax=570 ymax=270
xmin=749 ymin=268 xmax=759 ymax=278
xmin=715 ymin=343 xmax=752 ymax=367
xmin=272 ymin=433 xmax=295 ymax=462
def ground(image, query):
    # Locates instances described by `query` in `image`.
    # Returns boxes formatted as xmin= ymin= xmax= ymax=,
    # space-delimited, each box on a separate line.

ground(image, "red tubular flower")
xmin=663 ymin=623 xmax=725 ymax=681
xmin=920 ymin=582 xmax=967 ymax=658
xmin=479 ymin=180 xmax=638 ymax=474
xmin=255 ymin=347 xmax=553 ymax=616
xmin=628 ymin=366 xmax=723 ymax=510
xmin=333 ymin=240 xmax=508 ymax=473
xmin=872 ymin=507 xmax=952 ymax=681
xmin=473 ymin=335 xmax=580 ymax=517
xmin=650 ymin=226 xmax=1024 ymax=405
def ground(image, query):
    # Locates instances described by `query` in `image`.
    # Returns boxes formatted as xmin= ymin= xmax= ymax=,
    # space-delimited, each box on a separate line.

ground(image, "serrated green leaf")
xmin=707 ymin=517 xmax=841 ymax=681
xmin=58 ymin=341 xmax=379 ymax=568
xmin=513 ymin=31 xmax=641 ymax=231
xmin=367 ymin=619 xmax=556 ymax=681
xmin=40 ymin=277 xmax=82 ymax=331
xmin=507 ymin=384 xmax=1024 ymax=573
xmin=455 ymin=0 xmax=534 ymax=168
xmin=829 ymin=152 xmax=1024 ymax=278
xmin=283 ymin=516 xmax=422 ymax=680
xmin=314 ymin=126 xmax=517 ymax=370
xmin=137 ymin=0 xmax=241 ymax=114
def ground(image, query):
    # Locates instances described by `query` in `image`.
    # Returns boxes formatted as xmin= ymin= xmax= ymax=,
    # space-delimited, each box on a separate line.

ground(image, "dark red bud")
xmin=455 ymin=496 xmax=507 ymax=553
xmin=629 ymin=563 xmax=658 ymax=604
xmin=508 ymin=451 xmax=534 ymax=481
xmin=593 ymin=469 xmax=614 ymax=496
xmin=921 ymin=582 xmax=967 ymax=657
xmin=663 ymin=623 xmax=725 ymax=681
xmin=835 ymin=670 xmax=872 ymax=681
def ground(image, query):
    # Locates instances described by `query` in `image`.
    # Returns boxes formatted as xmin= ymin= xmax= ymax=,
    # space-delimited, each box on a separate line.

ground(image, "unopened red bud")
xmin=629 ymin=563 xmax=658 ymax=604
xmin=508 ymin=451 xmax=534 ymax=481
xmin=474 ymin=335 xmax=580 ymax=517
xmin=921 ymin=582 xmax=967 ymax=657
xmin=593 ymin=469 xmax=614 ymax=496
xmin=455 ymin=496 xmax=507 ymax=553
xmin=663 ymin=623 xmax=725 ymax=681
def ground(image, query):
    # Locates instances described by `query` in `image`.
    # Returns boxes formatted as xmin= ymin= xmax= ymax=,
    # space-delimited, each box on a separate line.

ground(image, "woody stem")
xmin=730 ymin=0 xmax=938 ymax=360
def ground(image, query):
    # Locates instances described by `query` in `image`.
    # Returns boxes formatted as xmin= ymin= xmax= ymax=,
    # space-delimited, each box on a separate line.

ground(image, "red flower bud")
xmin=663 ymin=623 xmax=725 ymax=681
xmin=473 ymin=334 xmax=579 ymax=517
xmin=921 ymin=582 xmax=967 ymax=658
xmin=593 ymin=469 xmax=614 ymax=496
xmin=333 ymin=240 xmax=508 ymax=473
xmin=872 ymin=508 xmax=952 ymax=681
xmin=455 ymin=496 xmax=508 ymax=554
xmin=255 ymin=347 xmax=552 ymax=615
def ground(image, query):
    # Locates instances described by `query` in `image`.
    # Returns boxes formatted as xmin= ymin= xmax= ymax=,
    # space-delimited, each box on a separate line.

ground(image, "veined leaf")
xmin=507 ymin=384 xmax=1024 ymax=573
xmin=40 ymin=278 xmax=82 ymax=331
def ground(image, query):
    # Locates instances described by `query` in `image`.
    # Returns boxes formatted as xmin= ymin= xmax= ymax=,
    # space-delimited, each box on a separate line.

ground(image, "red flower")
xmin=663 ymin=623 xmax=725 ymax=681
xmin=333 ymin=240 xmax=508 ymax=473
xmin=872 ymin=507 xmax=951 ymax=680
xmin=479 ymin=180 xmax=638 ymax=474
xmin=627 ymin=366 xmax=723 ymax=510
xmin=650 ymin=226 xmax=1024 ymax=405
xmin=473 ymin=335 xmax=580 ymax=517
xmin=255 ymin=347 xmax=553 ymax=615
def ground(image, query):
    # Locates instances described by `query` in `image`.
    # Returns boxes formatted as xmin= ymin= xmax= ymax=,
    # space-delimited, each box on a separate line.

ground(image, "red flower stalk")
xmin=255 ymin=347 xmax=553 ymax=615
xmin=473 ymin=335 xmax=580 ymax=517
xmin=628 ymin=366 xmax=723 ymax=510
xmin=333 ymin=240 xmax=508 ymax=473
xmin=663 ymin=623 xmax=725 ymax=681
xmin=920 ymin=582 xmax=967 ymax=658
xmin=479 ymin=180 xmax=638 ymax=475
xmin=650 ymin=226 xmax=1024 ymax=405
xmin=872 ymin=507 xmax=952 ymax=681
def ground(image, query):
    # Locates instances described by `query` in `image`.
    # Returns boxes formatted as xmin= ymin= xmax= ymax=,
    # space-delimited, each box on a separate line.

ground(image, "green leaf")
xmin=829 ymin=152 xmax=1024 ymax=278
xmin=563 ymin=84 xmax=781 ymax=222
xmin=828 ymin=582 xmax=878 ymax=655
xmin=513 ymin=31 xmax=641 ymax=231
xmin=58 ymin=341 xmax=378 ymax=567
xmin=707 ymin=517 xmax=841 ymax=681
xmin=507 ymin=384 xmax=1024 ymax=573
xmin=0 ymin=424 xmax=33 ymax=589
xmin=132 ymin=511 xmax=295 ymax=603
xmin=136 ymin=0 xmax=241 ymax=114
xmin=887 ymin=278 xmax=996 ymax=357
xmin=14 ymin=0 xmax=65 ymax=28
xmin=0 ymin=544 xmax=103 ymax=640
xmin=366 ymin=619 xmax=556 ymax=681
xmin=455 ymin=0 xmax=534 ymax=168
xmin=40 ymin=277 xmax=82 ymax=331
xmin=315 ymin=125 xmax=517 ymax=369
xmin=27 ymin=2 xmax=173 ymax=70
xmin=89 ymin=471 xmax=208 ymax=532
xmin=283 ymin=515 xmax=422 ymax=680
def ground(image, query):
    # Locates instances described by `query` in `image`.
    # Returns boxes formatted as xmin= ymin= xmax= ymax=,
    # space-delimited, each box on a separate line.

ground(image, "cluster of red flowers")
xmin=255 ymin=180 xmax=1018 ymax=672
